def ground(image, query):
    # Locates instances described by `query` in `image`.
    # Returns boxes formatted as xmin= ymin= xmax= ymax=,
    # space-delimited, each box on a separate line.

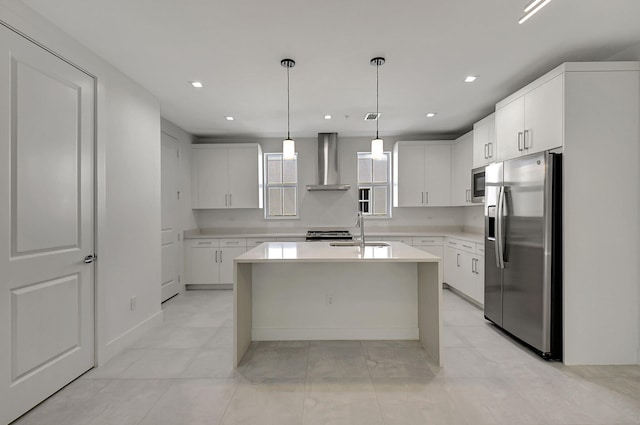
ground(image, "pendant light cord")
xmin=287 ymin=64 xmax=291 ymax=140
xmin=376 ymin=61 xmax=379 ymax=139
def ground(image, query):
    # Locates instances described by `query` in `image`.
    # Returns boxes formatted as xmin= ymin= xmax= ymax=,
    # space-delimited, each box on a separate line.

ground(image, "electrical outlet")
xmin=326 ymin=294 xmax=334 ymax=305
xmin=130 ymin=296 xmax=137 ymax=311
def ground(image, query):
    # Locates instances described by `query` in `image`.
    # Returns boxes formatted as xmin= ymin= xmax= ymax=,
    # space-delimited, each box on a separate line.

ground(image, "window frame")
xmin=357 ymin=151 xmax=392 ymax=218
xmin=264 ymin=152 xmax=299 ymax=220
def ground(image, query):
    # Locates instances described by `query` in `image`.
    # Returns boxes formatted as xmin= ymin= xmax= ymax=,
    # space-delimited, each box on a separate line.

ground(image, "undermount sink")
xmin=329 ymin=241 xmax=390 ymax=247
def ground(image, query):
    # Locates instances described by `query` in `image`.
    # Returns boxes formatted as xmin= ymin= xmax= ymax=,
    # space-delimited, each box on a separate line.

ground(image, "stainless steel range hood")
xmin=306 ymin=133 xmax=351 ymax=191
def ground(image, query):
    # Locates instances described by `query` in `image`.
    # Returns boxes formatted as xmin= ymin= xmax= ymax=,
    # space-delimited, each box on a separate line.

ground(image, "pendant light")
xmin=281 ymin=58 xmax=296 ymax=159
xmin=370 ymin=57 xmax=385 ymax=159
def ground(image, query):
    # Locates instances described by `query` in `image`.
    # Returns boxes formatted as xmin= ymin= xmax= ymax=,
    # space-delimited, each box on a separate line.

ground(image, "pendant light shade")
xmin=370 ymin=57 xmax=385 ymax=159
xmin=282 ymin=138 xmax=295 ymax=159
xmin=371 ymin=138 xmax=384 ymax=158
xmin=281 ymin=58 xmax=296 ymax=159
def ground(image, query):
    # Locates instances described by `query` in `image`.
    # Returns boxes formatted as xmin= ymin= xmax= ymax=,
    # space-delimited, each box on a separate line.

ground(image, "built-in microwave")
xmin=471 ymin=166 xmax=485 ymax=203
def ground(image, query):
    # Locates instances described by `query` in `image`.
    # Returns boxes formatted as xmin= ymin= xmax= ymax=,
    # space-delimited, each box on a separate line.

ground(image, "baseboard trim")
xmin=98 ymin=310 xmax=163 ymax=366
xmin=252 ymin=327 xmax=419 ymax=341
xmin=186 ymin=284 xmax=232 ymax=290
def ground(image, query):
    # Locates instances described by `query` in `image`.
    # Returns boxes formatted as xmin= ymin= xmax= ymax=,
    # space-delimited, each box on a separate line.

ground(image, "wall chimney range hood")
xmin=306 ymin=133 xmax=351 ymax=191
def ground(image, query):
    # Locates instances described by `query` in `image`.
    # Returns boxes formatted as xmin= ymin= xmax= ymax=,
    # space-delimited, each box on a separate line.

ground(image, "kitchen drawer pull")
xmin=448 ymin=241 xmax=457 ymax=246
xmin=422 ymin=239 xmax=435 ymax=243
xmin=225 ymin=241 xmax=240 ymax=245
xmin=462 ymin=244 xmax=473 ymax=249
xmin=198 ymin=242 xmax=212 ymax=245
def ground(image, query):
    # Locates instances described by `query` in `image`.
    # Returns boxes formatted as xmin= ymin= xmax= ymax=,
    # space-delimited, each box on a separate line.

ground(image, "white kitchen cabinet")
xmin=443 ymin=238 xmax=484 ymax=306
xmin=472 ymin=113 xmax=496 ymax=168
xmin=189 ymin=239 xmax=219 ymax=284
xmin=496 ymin=74 xmax=563 ymax=162
xmin=451 ymin=131 xmax=473 ymax=206
xmin=393 ymin=141 xmax=451 ymax=207
xmin=191 ymin=143 xmax=263 ymax=209
xmin=412 ymin=236 xmax=444 ymax=258
xmin=188 ymin=238 xmax=247 ymax=286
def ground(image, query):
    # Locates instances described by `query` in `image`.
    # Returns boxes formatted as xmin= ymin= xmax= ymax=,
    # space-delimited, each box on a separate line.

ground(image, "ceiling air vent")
xmin=363 ymin=112 xmax=380 ymax=121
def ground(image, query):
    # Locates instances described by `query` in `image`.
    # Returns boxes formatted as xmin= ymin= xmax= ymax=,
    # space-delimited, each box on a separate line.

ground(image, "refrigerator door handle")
xmin=496 ymin=185 xmax=506 ymax=269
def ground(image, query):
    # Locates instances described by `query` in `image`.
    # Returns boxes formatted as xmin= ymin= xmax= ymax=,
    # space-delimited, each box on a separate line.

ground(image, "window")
xmin=264 ymin=153 xmax=298 ymax=218
xmin=357 ymin=152 xmax=391 ymax=217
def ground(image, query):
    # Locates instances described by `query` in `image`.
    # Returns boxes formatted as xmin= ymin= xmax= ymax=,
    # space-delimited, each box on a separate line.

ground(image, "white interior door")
xmin=0 ymin=26 xmax=95 ymax=423
xmin=161 ymin=132 xmax=180 ymax=302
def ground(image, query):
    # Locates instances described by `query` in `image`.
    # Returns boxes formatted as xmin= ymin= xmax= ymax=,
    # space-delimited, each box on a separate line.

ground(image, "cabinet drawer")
xmin=189 ymin=239 xmax=219 ymax=248
xmin=382 ymin=236 xmax=412 ymax=245
xmin=446 ymin=238 xmax=475 ymax=253
xmin=246 ymin=237 xmax=279 ymax=247
xmin=219 ymin=238 xmax=246 ymax=247
xmin=412 ymin=236 xmax=443 ymax=246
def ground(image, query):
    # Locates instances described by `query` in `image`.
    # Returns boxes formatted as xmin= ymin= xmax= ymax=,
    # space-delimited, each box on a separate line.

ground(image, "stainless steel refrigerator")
xmin=484 ymin=151 xmax=562 ymax=360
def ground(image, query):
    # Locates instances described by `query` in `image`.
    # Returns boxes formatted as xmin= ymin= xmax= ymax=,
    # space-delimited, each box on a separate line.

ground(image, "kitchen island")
xmin=233 ymin=241 xmax=442 ymax=366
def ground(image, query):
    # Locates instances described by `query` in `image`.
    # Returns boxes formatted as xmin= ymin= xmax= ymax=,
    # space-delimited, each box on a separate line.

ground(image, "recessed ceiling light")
xmin=519 ymin=0 xmax=553 ymax=24
xmin=426 ymin=112 xmax=437 ymax=118
xmin=225 ymin=116 xmax=234 ymax=121
xmin=324 ymin=115 xmax=332 ymax=120
xmin=191 ymin=81 xmax=203 ymax=88
xmin=464 ymin=76 xmax=477 ymax=83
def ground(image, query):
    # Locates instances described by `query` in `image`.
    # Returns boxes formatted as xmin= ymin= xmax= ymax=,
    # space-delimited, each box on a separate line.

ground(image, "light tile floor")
xmin=14 ymin=289 xmax=640 ymax=425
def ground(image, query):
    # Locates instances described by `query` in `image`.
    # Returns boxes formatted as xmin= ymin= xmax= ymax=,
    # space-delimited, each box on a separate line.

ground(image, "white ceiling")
xmin=20 ymin=0 xmax=640 ymax=139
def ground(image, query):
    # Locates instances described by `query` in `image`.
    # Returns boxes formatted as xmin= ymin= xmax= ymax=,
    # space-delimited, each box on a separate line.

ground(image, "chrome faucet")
xmin=355 ymin=211 xmax=365 ymax=250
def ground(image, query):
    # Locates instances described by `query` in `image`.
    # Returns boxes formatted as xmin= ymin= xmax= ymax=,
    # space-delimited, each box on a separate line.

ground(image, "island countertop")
xmin=235 ymin=241 xmax=440 ymax=263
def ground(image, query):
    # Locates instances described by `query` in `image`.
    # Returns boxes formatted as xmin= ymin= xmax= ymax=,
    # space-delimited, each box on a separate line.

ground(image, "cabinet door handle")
xmin=471 ymin=258 xmax=476 ymax=273
xmin=215 ymin=250 xmax=218 ymax=263
xmin=229 ymin=193 xmax=232 ymax=206
xmin=421 ymin=192 xmax=424 ymax=205
xmin=517 ymin=132 xmax=523 ymax=151
xmin=524 ymin=129 xmax=530 ymax=150
xmin=488 ymin=142 xmax=493 ymax=158
xmin=425 ymin=191 xmax=429 ymax=204
xmin=220 ymin=250 xmax=223 ymax=263
xmin=225 ymin=194 xmax=228 ymax=207
xmin=484 ymin=144 xmax=488 ymax=159
xmin=456 ymin=253 xmax=460 ymax=267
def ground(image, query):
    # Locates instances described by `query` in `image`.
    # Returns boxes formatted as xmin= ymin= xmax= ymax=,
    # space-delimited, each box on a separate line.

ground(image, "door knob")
xmin=83 ymin=254 xmax=96 ymax=264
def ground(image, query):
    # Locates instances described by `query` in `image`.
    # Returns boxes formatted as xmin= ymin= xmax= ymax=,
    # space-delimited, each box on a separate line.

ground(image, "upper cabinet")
xmin=472 ymin=113 xmax=496 ymax=168
xmin=192 ymin=143 xmax=263 ymax=209
xmin=394 ymin=141 xmax=451 ymax=207
xmin=451 ymin=131 xmax=473 ymax=206
xmin=496 ymin=73 xmax=564 ymax=162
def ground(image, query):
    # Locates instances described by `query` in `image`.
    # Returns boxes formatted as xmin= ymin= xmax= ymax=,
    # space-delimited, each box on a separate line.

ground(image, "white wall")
xmin=608 ymin=45 xmax=640 ymax=365
xmin=0 ymin=1 xmax=162 ymax=364
xmin=161 ymin=118 xmax=197 ymax=293
xmin=195 ymin=136 xmax=465 ymax=231
xmin=462 ymin=205 xmax=484 ymax=234
xmin=563 ymin=66 xmax=640 ymax=365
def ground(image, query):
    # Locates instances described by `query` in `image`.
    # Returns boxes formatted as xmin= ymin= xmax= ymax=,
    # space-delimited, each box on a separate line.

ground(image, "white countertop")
xmin=235 ymin=241 xmax=440 ymax=263
xmin=185 ymin=227 xmax=484 ymax=244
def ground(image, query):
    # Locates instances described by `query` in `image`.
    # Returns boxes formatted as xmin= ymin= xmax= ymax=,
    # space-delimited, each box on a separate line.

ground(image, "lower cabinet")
xmin=188 ymin=239 xmax=247 ymax=287
xmin=443 ymin=238 xmax=484 ymax=305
